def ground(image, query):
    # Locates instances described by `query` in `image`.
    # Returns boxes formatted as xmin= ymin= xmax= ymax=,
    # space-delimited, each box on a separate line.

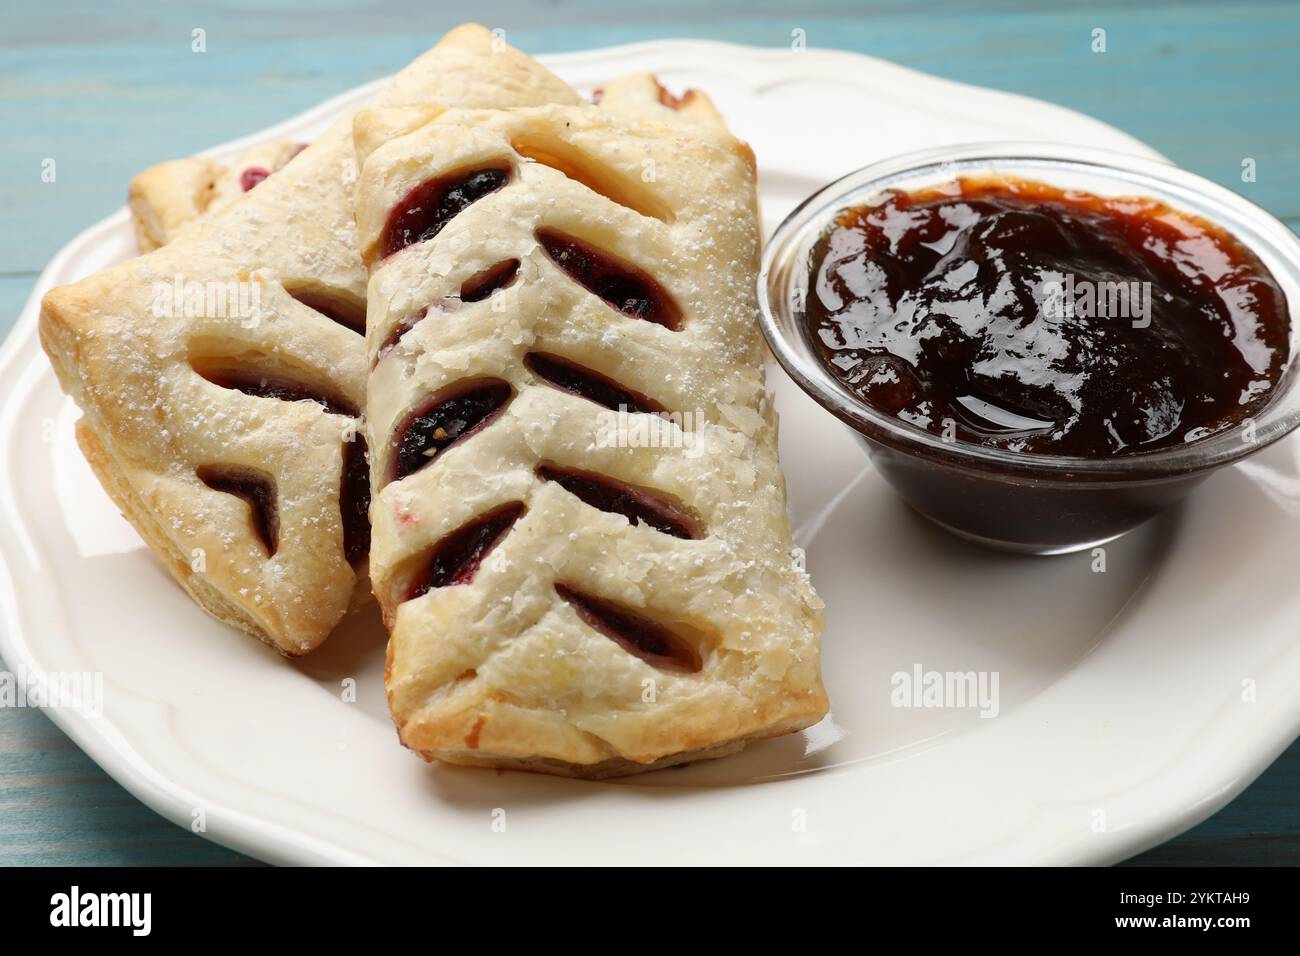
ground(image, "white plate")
xmin=3 ymin=39 xmax=1297 ymax=866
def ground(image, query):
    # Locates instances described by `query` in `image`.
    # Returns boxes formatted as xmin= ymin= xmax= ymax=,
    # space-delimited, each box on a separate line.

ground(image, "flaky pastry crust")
xmin=128 ymin=141 xmax=305 ymax=252
xmin=355 ymin=81 xmax=827 ymax=774
xmin=40 ymin=24 xmax=581 ymax=654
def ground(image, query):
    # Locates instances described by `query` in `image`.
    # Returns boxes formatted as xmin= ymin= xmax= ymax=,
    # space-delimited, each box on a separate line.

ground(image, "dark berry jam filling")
xmin=460 ymin=259 xmax=521 ymax=303
xmin=555 ymin=584 xmax=700 ymax=673
xmin=537 ymin=464 xmax=699 ymax=539
xmin=380 ymin=167 xmax=511 ymax=259
xmin=388 ymin=380 xmax=512 ymax=483
xmin=197 ymin=466 xmax=278 ymax=556
xmin=286 ymin=287 xmax=367 ymax=335
xmin=340 ymin=436 xmax=371 ymax=565
xmin=537 ymin=228 xmax=681 ymax=329
xmin=523 ymin=351 xmax=664 ymax=415
xmin=194 ymin=365 xmax=358 ymax=418
xmin=375 ymin=310 xmax=426 ymax=364
xmin=406 ymin=502 xmax=525 ymax=598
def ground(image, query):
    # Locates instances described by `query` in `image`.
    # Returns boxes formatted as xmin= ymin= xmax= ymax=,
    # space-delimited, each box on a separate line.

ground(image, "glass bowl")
xmin=758 ymin=142 xmax=1300 ymax=554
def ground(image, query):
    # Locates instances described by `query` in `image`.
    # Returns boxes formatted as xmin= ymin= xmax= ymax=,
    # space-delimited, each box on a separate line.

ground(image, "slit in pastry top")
xmin=537 ymin=228 xmax=681 ymax=329
xmin=555 ymin=584 xmax=702 ymax=673
xmin=197 ymin=465 xmax=279 ymax=557
xmin=406 ymin=502 xmax=526 ymax=598
xmin=379 ymin=166 xmax=511 ymax=260
xmin=523 ymin=351 xmax=665 ymax=415
xmin=511 ymin=135 xmax=673 ymax=223
xmin=459 ymin=258 xmax=521 ymax=303
xmin=340 ymin=436 xmax=372 ymax=565
xmin=190 ymin=356 xmax=359 ymax=418
xmin=284 ymin=286 xmax=367 ymax=335
xmin=387 ymin=379 xmax=513 ymax=484
xmin=536 ymin=463 xmax=700 ymax=539
xmin=374 ymin=260 xmax=521 ymax=366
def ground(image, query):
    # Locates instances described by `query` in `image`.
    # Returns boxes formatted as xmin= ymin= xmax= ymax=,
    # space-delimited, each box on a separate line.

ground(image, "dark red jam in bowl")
xmin=805 ymin=177 xmax=1291 ymax=458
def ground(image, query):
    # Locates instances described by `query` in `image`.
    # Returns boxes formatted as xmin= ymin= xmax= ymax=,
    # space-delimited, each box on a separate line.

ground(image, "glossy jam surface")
xmin=806 ymin=177 xmax=1291 ymax=457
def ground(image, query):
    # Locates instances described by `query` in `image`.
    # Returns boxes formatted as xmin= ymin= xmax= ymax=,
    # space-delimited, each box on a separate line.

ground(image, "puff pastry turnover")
xmin=40 ymin=24 xmax=581 ymax=654
xmin=354 ymin=80 xmax=828 ymax=775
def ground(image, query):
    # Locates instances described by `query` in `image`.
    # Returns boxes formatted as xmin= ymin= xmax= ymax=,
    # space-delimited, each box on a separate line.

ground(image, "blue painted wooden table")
xmin=2 ymin=0 xmax=1298 ymax=866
